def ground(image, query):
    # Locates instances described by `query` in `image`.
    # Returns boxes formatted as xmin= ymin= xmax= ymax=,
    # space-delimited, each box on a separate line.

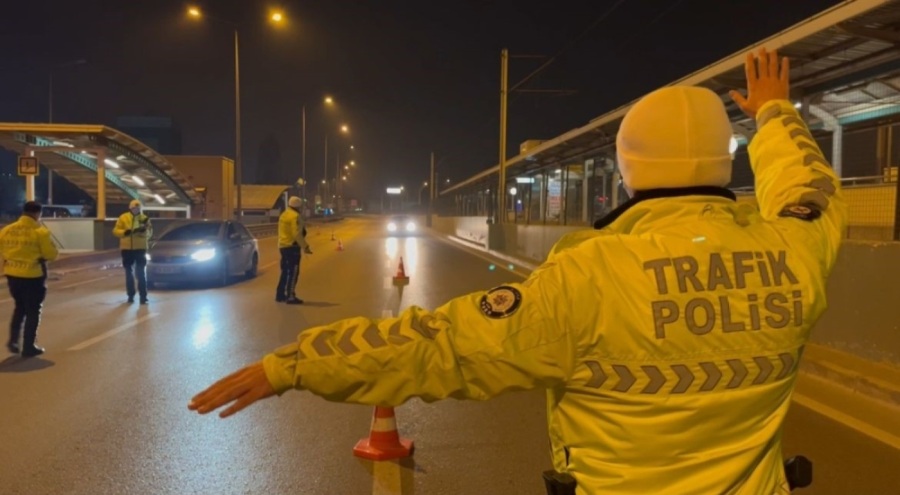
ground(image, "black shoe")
xmin=285 ymin=297 xmax=303 ymax=305
xmin=140 ymin=298 xmax=149 ymax=305
xmin=21 ymin=346 xmax=45 ymax=358
xmin=276 ymin=296 xmax=286 ymax=302
xmin=6 ymin=342 xmax=19 ymax=354
xmin=127 ymin=296 xmax=135 ymax=303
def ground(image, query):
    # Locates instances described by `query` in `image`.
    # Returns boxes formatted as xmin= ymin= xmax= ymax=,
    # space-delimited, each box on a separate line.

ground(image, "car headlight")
xmin=191 ymin=248 xmax=217 ymax=262
xmin=145 ymin=253 xmax=152 ymax=261
xmin=406 ymin=222 xmax=416 ymax=232
xmin=387 ymin=222 xmax=397 ymax=232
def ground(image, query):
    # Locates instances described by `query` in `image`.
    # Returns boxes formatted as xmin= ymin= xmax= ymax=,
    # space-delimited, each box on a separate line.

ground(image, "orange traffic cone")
xmin=353 ymin=406 xmax=414 ymax=461
xmin=392 ymin=257 xmax=409 ymax=285
xmin=336 ymin=239 xmax=344 ymax=251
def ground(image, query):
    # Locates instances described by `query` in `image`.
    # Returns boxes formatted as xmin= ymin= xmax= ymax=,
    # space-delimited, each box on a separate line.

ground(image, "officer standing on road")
xmin=275 ymin=196 xmax=312 ymax=304
xmin=113 ymin=199 xmax=152 ymax=304
xmin=190 ymin=49 xmax=847 ymax=494
xmin=0 ymin=201 xmax=59 ymax=357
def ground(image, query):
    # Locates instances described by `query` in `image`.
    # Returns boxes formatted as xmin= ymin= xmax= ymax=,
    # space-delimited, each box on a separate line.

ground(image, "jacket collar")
xmin=593 ymin=186 xmax=736 ymax=232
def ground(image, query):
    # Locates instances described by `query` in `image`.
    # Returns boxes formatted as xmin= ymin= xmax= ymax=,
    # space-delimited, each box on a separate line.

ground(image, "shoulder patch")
xmin=779 ymin=204 xmax=821 ymax=221
xmin=479 ymin=286 xmax=522 ymax=319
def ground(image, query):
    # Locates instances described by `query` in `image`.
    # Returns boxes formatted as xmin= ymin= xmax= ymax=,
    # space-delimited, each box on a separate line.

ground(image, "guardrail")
xmin=247 ymin=223 xmax=279 ymax=238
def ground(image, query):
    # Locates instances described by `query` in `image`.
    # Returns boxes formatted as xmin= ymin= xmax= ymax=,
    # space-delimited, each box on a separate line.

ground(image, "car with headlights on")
xmin=147 ymin=220 xmax=259 ymax=288
xmin=386 ymin=215 xmax=417 ymax=236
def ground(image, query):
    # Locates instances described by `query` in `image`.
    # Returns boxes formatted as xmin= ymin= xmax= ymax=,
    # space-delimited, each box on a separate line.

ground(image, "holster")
xmin=542 ymin=470 xmax=576 ymax=495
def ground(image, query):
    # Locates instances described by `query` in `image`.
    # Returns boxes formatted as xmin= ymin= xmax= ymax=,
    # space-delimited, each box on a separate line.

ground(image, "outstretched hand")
xmin=188 ymin=362 xmax=277 ymax=418
xmin=729 ymin=47 xmax=790 ymax=119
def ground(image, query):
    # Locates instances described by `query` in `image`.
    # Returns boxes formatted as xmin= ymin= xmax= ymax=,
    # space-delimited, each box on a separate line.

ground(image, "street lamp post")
xmin=47 ymin=59 xmax=86 ymax=205
xmin=188 ymin=6 xmax=284 ymax=220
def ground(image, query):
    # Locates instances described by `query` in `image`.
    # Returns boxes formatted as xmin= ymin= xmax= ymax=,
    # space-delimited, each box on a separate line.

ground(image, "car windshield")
xmin=159 ymin=223 xmax=222 ymax=241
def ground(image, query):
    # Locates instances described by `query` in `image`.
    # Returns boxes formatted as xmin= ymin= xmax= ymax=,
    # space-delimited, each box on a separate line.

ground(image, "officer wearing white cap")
xmin=0 ymin=201 xmax=59 ymax=356
xmin=113 ymin=199 xmax=153 ymax=304
xmin=276 ymin=196 xmax=312 ymax=304
xmin=190 ymin=49 xmax=847 ymax=494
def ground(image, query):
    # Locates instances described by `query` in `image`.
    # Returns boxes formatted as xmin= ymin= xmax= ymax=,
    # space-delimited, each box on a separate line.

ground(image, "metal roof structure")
xmin=0 ymin=123 xmax=202 ymax=207
xmin=443 ymin=0 xmax=900 ymax=195
xmin=234 ymin=184 xmax=289 ymax=210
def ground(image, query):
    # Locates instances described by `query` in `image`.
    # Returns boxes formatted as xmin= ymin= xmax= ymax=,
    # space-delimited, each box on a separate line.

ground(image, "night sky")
xmin=1 ymin=0 xmax=843 ymax=203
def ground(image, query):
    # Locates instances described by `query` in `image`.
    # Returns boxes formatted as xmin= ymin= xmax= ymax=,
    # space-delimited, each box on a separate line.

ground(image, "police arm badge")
xmin=479 ymin=285 xmax=523 ymax=319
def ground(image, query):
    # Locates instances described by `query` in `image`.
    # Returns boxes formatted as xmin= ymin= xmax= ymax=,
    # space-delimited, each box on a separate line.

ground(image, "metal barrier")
xmin=247 ymin=223 xmax=279 ymax=238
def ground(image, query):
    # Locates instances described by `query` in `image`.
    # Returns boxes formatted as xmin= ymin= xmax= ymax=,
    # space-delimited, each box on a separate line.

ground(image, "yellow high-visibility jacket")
xmin=113 ymin=211 xmax=152 ymax=250
xmin=277 ymin=207 xmax=309 ymax=249
xmin=262 ymin=100 xmax=847 ymax=495
xmin=0 ymin=216 xmax=60 ymax=278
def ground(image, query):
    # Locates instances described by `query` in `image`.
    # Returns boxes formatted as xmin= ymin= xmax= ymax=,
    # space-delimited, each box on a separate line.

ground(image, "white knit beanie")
xmin=288 ymin=196 xmax=302 ymax=208
xmin=616 ymin=86 xmax=732 ymax=191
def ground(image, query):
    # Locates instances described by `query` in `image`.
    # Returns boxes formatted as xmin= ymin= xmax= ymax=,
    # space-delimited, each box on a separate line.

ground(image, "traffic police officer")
xmin=276 ymin=196 xmax=312 ymax=304
xmin=0 ymin=201 xmax=59 ymax=357
xmin=190 ymin=49 xmax=848 ymax=494
xmin=113 ymin=199 xmax=153 ymax=304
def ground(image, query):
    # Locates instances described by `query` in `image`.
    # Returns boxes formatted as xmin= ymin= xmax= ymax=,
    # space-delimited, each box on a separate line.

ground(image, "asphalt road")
xmin=0 ymin=216 xmax=897 ymax=494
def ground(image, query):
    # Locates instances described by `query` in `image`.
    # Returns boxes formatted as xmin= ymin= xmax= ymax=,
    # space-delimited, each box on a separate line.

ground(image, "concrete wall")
xmin=813 ymin=241 xmax=900 ymax=366
xmin=431 ymin=216 xmax=900 ymax=367
xmin=166 ymin=155 xmax=234 ymax=220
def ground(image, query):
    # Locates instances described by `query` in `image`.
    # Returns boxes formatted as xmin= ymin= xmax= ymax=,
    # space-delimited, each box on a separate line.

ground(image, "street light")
xmin=47 ymin=58 xmax=86 ymax=205
xmin=187 ymin=5 xmax=285 ymax=220
xmin=302 ymin=95 xmax=337 ymax=205
xmin=419 ymin=181 xmax=429 ymax=205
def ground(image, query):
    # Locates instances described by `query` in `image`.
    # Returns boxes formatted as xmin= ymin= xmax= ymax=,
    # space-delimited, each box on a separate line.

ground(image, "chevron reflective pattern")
xmin=582 ymin=348 xmax=801 ymax=394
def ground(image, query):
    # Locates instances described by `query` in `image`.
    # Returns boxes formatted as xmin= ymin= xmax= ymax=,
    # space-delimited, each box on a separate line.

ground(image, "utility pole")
xmin=497 ymin=48 xmax=509 ymax=224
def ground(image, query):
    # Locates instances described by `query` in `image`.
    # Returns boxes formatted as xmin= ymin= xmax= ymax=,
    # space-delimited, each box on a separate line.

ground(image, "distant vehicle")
xmin=41 ymin=206 xmax=72 ymax=218
xmin=147 ymin=220 xmax=259 ymax=288
xmin=386 ymin=215 xmax=417 ymax=235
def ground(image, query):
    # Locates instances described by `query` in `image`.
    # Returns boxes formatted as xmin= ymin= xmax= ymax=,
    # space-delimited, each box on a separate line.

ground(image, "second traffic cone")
xmin=392 ymin=257 xmax=409 ymax=285
xmin=336 ymin=239 xmax=344 ymax=251
xmin=353 ymin=406 xmax=414 ymax=461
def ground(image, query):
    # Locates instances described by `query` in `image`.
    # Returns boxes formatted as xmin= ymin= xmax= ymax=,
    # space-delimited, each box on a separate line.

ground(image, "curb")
xmin=799 ymin=343 xmax=900 ymax=406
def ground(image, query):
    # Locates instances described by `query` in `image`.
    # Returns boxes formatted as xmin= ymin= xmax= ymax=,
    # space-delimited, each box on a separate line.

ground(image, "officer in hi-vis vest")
xmin=113 ymin=199 xmax=153 ymax=304
xmin=190 ymin=49 xmax=847 ymax=495
xmin=0 ymin=201 xmax=59 ymax=357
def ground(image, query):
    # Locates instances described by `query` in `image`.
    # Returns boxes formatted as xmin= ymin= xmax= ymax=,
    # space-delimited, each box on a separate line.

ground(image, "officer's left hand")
xmin=188 ymin=362 xmax=277 ymax=418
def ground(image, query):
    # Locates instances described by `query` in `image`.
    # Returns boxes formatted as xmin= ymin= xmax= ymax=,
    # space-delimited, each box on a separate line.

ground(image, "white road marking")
xmin=57 ymin=275 xmax=114 ymax=289
xmin=0 ymin=274 xmax=115 ymax=304
xmin=372 ymin=460 xmax=403 ymax=495
xmin=68 ymin=313 xmax=159 ymax=351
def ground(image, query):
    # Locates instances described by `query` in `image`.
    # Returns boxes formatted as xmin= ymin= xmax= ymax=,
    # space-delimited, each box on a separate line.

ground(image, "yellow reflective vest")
xmin=113 ymin=211 xmax=152 ymax=250
xmin=262 ymin=100 xmax=847 ymax=495
xmin=277 ymin=207 xmax=308 ymax=249
xmin=0 ymin=216 xmax=60 ymax=278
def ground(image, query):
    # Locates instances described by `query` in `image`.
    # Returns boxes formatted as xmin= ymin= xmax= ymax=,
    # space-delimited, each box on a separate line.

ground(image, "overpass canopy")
xmin=0 ymin=123 xmax=202 ymax=207
xmin=444 ymin=0 xmax=900 ymax=194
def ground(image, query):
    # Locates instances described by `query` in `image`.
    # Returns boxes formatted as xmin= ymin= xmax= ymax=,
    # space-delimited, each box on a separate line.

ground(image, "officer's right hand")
xmin=304 ymin=246 xmax=313 ymax=255
xmin=729 ymin=47 xmax=790 ymax=120
xmin=124 ymin=229 xmax=132 ymax=236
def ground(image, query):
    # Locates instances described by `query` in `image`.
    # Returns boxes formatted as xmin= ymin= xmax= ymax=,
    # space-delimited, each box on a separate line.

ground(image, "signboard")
xmin=17 ymin=156 xmax=39 ymax=176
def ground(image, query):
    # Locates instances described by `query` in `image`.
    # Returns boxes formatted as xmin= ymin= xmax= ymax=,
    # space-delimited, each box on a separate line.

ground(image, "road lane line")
xmin=792 ymin=392 xmax=900 ymax=450
xmin=372 ymin=460 xmax=403 ymax=495
xmin=68 ymin=313 xmax=159 ymax=351
xmin=57 ymin=275 xmax=114 ymax=289
xmin=0 ymin=274 xmax=115 ymax=304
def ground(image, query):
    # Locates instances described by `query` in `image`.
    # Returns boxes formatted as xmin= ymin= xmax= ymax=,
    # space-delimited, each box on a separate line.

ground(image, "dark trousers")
xmin=6 ymin=275 xmax=47 ymax=350
xmin=276 ymin=246 xmax=301 ymax=300
xmin=121 ymin=249 xmax=148 ymax=299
